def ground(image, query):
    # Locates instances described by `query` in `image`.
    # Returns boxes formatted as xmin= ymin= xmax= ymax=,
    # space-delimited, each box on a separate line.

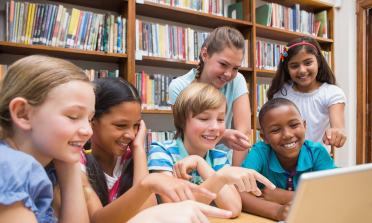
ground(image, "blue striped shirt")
xmin=148 ymin=138 xmax=230 ymax=185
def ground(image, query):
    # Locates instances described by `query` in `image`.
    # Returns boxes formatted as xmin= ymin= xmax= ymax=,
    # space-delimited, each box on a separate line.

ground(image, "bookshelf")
xmin=2 ymin=0 xmax=335 ymax=140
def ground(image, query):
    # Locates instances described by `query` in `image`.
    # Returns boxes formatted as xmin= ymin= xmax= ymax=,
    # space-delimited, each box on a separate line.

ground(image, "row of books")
xmin=135 ymin=72 xmax=174 ymax=110
xmin=256 ymin=84 xmax=270 ymax=115
xmin=82 ymin=69 xmax=119 ymax=81
xmin=256 ymin=3 xmax=329 ymax=39
xmin=256 ymin=40 xmax=332 ymax=71
xmin=136 ymin=20 xmax=209 ymax=61
xmin=0 ymin=65 xmax=10 ymax=80
xmin=145 ymin=130 xmax=176 ymax=156
xmin=251 ymin=130 xmax=263 ymax=145
xmin=5 ymin=1 xmax=127 ymax=53
xmin=144 ymin=0 xmax=224 ymax=17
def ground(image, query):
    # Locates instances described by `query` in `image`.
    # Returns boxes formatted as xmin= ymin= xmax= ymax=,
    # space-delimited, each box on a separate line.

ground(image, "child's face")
xmin=260 ymin=105 xmax=306 ymax=161
xmin=184 ymin=105 xmax=226 ymax=151
xmin=30 ymin=81 xmax=95 ymax=163
xmin=91 ymin=101 xmax=141 ymax=157
xmin=200 ymin=46 xmax=243 ymax=89
xmin=287 ymin=49 xmax=319 ymax=88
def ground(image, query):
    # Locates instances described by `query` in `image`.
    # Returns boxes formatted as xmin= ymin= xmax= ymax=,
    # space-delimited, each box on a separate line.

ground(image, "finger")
xmin=234 ymin=178 xmax=246 ymax=192
xmin=189 ymin=183 xmax=217 ymax=199
xmin=339 ymin=137 xmax=347 ymax=147
xmin=231 ymin=142 xmax=248 ymax=151
xmin=239 ymin=138 xmax=252 ymax=148
xmin=195 ymin=209 xmax=210 ymax=223
xmin=167 ymin=190 xmax=181 ymax=203
xmin=243 ymin=175 xmax=258 ymax=195
xmin=181 ymin=163 xmax=192 ymax=180
xmin=184 ymin=185 xmax=196 ymax=201
xmin=248 ymin=174 xmax=260 ymax=196
xmin=173 ymin=165 xmax=181 ymax=179
xmin=176 ymin=187 xmax=189 ymax=202
xmin=329 ymin=131 xmax=336 ymax=145
xmin=322 ymin=133 xmax=329 ymax=145
xmin=195 ymin=203 xmax=233 ymax=219
xmin=334 ymin=133 xmax=342 ymax=147
xmin=234 ymin=131 xmax=250 ymax=142
xmin=254 ymin=172 xmax=276 ymax=189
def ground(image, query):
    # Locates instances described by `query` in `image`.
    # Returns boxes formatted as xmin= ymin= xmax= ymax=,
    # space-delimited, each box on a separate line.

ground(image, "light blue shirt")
xmin=168 ymin=69 xmax=249 ymax=162
xmin=241 ymin=140 xmax=338 ymax=191
xmin=148 ymin=138 xmax=230 ymax=185
xmin=0 ymin=141 xmax=57 ymax=223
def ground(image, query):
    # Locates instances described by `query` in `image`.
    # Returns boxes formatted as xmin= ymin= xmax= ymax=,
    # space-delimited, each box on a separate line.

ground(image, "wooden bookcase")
xmin=1 ymin=0 xmax=335 ymax=143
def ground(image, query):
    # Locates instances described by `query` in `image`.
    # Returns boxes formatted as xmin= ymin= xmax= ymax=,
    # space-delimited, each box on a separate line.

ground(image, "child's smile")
xmin=260 ymin=105 xmax=306 ymax=162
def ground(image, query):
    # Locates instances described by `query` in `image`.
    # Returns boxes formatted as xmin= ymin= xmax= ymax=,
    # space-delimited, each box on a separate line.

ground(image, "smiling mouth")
xmin=202 ymin=135 xmax=218 ymax=140
xmin=116 ymin=141 xmax=128 ymax=147
xmin=218 ymin=76 xmax=228 ymax=82
xmin=68 ymin=142 xmax=85 ymax=147
xmin=298 ymin=74 xmax=310 ymax=79
xmin=282 ymin=141 xmax=298 ymax=148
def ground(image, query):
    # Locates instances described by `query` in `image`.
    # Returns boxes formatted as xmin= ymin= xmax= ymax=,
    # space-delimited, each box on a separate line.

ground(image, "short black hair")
xmin=259 ymin=98 xmax=301 ymax=129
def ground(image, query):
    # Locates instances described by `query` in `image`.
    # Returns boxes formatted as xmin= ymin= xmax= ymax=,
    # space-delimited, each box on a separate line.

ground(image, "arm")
xmin=260 ymin=186 xmax=295 ymax=205
xmin=54 ymin=161 xmax=89 ymax=223
xmin=0 ymin=202 xmax=38 ymax=223
xmin=218 ymin=94 xmax=251 ymax=167
xmin=323 ymin=103 xmax=346 ymax=148
xmin=240 ymin=191 xmax=290 ymax=221
xmin=130 ymin=120 xmax=157 ymax=211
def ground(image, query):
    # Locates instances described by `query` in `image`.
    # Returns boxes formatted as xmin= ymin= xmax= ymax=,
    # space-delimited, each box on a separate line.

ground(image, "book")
xmin=52 ymin=5 xmax=64 ymax=47
xmin=66 ymin=8 xmax=80 ymax=48
xmin=316 ymin=10 xmax=327 ymax=38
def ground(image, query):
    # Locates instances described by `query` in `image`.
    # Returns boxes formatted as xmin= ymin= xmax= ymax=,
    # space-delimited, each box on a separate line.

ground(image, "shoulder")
xmin=0 ymin=142 xmax=54 ymax=221
xmin=241 ymin=141 xmax=269 ymax=168
xmin=321 ymin=83 xmax=346 ymax=104
xmin=273 ymin=82 xmax=292 ymax=98
xmin=149 ymin=139 xmax=179 ymax=155
xmin=148 ymin=140 xmax=178 ymax=172
xmin=169 ymin=69 xmax=196 ymax=104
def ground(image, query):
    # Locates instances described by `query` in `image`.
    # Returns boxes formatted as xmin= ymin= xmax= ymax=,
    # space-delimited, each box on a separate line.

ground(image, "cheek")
xmin=219 ymin=123 xmax=226 ymax=134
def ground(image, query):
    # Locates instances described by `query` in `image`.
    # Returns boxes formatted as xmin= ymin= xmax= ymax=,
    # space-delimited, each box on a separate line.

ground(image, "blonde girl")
xmin=0 ymin=55 xmax=93 ymax=223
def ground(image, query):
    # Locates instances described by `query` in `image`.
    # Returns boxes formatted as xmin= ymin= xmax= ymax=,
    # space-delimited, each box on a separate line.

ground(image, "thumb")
xmin=325 ymin=129 xmax=332 ymax=139
xmin=195 ymin=202 xmax=233 ymax=219
xmin=235 ymin=131 xmax=249 ymax=141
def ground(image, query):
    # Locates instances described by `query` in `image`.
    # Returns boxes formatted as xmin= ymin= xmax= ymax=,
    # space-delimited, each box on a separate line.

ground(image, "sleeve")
xmin=326 ymin=85 xmax=347 ymax=107
xmin=232 ymin=73 xmax=249 ymax=101
xmin=240 ymin=144 xmax=264 ymax=173
xmin=312 ymin=144 xmax=338 ymax=171
xmin=168 ymin=78 xmax=186 ymax=105
xmin=147 ymin=143 xmax=174 ymax=172
xmin=0 ymin=156 xmax=56 ymax=223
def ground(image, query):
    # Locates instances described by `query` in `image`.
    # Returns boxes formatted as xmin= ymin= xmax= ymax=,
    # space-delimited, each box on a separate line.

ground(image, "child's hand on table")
xmin=172 ymin=155 xmax=204 ymax=180
xmin=276 ymin=202 xmax=291 ymax=221
xmin=260 ymin=187 xmax=290 ymax=205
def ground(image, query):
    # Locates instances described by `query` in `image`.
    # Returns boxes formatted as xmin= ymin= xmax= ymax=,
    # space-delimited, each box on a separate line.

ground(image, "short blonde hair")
xmin=173 ymin=83 xmax=227 ymax=140
xmin=0 ymin=55 xmax=91 ymax=139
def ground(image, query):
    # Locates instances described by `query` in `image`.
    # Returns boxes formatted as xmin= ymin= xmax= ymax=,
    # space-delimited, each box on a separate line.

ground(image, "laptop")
xmin=280 ymin=163 xmax=372 ymax=223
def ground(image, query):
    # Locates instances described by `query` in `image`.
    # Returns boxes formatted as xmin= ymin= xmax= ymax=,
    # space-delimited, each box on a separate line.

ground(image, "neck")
xmin=199 ymin=69 xmax=211 ymax=85
xmin=292 ymin=80 xmax=323 ymax=94
xmin=275 ymin=151 xmax=299 ymax=173
xmin=90 ymin=141 xmax=117 ymax=177
xmin=6 ymin=132 xmax=52 ymax=167
xmin=182 ymin=137 xmax=208 ymax=158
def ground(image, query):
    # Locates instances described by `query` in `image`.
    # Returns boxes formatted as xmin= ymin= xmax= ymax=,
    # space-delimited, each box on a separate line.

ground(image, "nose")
xmin=208 ymin=120 xmax=219 ymax=131
xmin=123 ymin=129 xmax=136 ymax=140
xmin=224 ymin=70 xmax=232 ymax=78
xmin=79 ymin=120 xmax=93 ymax=137
xmin=299 ymin=65 xmax=307 ymax=74
xmin=282 ymin=127 xmax=294 ymax=140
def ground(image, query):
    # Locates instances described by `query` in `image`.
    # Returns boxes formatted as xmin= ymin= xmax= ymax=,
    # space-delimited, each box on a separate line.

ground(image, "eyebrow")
xmin=115 ymin=118 xmax=142 ymax=122
xmin=289 ymin=58 xmax=313 ymax=65
xmin=268 ymin=119 xmax=300 ymax=128
xmin=67 ymin=105 xmax=87 ymax=110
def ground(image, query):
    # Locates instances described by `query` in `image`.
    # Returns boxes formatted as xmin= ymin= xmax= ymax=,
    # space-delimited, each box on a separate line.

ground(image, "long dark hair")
xmin=85 ymin=77 xmax=141 ymax=206
xmin=267 ymin=36 xmax=336 ymax=100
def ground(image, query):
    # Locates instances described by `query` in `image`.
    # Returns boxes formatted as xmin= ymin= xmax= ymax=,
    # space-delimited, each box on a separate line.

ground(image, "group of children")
xmin=0 ymin=26 xmax=346 ymax=222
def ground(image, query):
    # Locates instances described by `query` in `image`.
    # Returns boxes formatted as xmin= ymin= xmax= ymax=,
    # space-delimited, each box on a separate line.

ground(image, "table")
xmin=208 ymin=212 xmax=276 ymax=223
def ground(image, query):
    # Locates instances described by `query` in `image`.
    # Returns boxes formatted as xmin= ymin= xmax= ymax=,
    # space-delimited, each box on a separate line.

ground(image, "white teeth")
xmin=202 ymin=136 xmax=217 ymax=140
xmin=219 ymin=77 xmax=227 ymax=82
xmin=283 ymin=142 xmax=296 ymax=148
xmin=69 ymin=142 xmax=84 ymax=147
xmin=299 ymin=75 xmax=309 ymax=79
xmin=116 ymin=141 xmax=128 ymax=146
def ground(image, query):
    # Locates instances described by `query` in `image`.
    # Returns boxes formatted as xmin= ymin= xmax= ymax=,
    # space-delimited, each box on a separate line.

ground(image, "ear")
xmin=8 ymin=97 xmax=32 ymax=131
xmin=260 ymin=130 xmax=270 ymax=145
xmin=90 ymin=117 xmax=98 ymax=129
xmin=302 ymin=119 xmax=306 ymax=133
xmin=200 ymin=47 xmax=208 ymax=63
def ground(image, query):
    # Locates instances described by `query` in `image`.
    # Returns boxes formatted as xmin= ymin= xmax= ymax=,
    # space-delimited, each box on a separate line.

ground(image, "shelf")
xmin=256 ymin=69 xmax=276 ymax=78
xmin=136 ymin=56 xmax=198 ymax=69
xmin=265 ymin=0 xmax=333 ymax=12
xmin=136 ymin=1 xmax=253 ymax=29
xmin=255 ymin=24 xmax=333 ymax=44
xmin=142 ymin=110 xmax=172 ymax=114
xmin=0 ymin=41 xmax=127 ymax=63
xmin=47 ymin=0 xmax=126 ymax=13
xmin=239 ymin=67 xmax=254 ymax=72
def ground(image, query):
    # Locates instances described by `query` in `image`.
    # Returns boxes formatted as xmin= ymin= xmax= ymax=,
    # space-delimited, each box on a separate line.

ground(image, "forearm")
xmin=90 ymin=177 xmax=153 ymax=223
xmin=240 ymin=191 xmax=281 ymax=221
xmin=280 ymin=190 xmax=294 ymax=204
xmin=57 ymin=166 xmax=89 ymax=223
xmin=131 ymin=149 xmax=157 ymax=211
xmin=232 ymin=150 xmax=248 ymax=167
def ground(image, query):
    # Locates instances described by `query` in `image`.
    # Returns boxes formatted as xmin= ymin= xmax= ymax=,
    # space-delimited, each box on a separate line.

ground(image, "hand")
xmin=260 ymin=187 xmax=287 ymax=205
xmin=173 ymin=155 xmax=203 ymax=180
xmin=276 ymin=202 xmax=291 ymax=221
xmin=53 ymin=159 xmax=80 ymax=180
xmin=143 ymin=173 xmax=217 ymax=202
xmin=217 ymin=167 xmax=276 ymax=196
xmin=322 ymin=128 xmax=347 ymax=148
xmin=128 ymin=200 xmax=233 ymax=223
xmin=129 ymin=120 xmax=148 ymax=151
xmin=220 ymin=129 xmax=251 ymax=151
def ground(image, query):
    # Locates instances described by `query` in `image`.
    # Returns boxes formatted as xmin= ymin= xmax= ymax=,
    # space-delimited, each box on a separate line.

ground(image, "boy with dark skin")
xmin=239 ymin=98 xmax=337 ymax=221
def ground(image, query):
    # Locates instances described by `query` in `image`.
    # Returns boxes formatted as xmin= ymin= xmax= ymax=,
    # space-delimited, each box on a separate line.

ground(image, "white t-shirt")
xmin=273 ymin=82 xmax=346 ymax=152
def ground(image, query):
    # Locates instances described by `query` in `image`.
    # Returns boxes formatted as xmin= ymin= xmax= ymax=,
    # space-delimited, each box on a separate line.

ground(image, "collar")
xmin=268 ymin=142 xmax=313 ymax=174
xmin=176 ymin=138 xmax=213 ymax=166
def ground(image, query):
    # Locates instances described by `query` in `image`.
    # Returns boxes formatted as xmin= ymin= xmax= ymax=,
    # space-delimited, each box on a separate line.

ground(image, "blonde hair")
xmin=173 ymin=83 xmax=227 ymax=140
xmin=194 ymin=26 xmax=245 ymax=81
xmin=0 ymin=55 xmax=91 ymax=139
